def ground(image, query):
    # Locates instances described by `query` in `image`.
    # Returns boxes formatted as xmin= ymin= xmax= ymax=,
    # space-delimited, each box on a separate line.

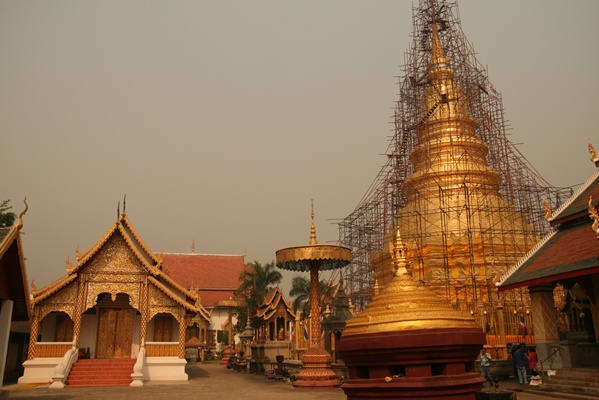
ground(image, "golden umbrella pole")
xmin=276 ymin=201 xmax=351 ymax=389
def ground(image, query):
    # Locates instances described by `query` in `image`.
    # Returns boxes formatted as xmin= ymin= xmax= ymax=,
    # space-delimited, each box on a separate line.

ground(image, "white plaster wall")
xmin=79 ymin=314 xmax=97 ymax=357
xmin=131 ymin=314 xmax=141 ymax=358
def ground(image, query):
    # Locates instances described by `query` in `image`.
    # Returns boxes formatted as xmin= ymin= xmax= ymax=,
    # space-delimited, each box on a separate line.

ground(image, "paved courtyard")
xmin=2 ymin=362 xmax=593 ymax=400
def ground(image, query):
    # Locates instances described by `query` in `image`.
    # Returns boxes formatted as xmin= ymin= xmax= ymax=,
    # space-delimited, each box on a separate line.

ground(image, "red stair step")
xmin=66 ymin=359 xmax=136 ymax=387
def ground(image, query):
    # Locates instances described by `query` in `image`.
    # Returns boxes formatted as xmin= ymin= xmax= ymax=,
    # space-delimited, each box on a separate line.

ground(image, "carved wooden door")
xmin=96 ymin=308 xmax=135 ymax=358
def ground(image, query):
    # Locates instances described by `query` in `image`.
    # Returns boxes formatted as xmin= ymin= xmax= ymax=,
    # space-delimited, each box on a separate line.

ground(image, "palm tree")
xmin=289 ymin=275 xmax=335 ymax=318
xmin=236 ymin=260 xmax=282 ymax=329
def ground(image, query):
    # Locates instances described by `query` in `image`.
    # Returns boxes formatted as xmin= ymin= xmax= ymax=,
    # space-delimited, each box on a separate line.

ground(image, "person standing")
xmin=479 ymin=348 xmax=493 ymax=387
xmin=528 ymin=347 xmax=538 ymax=376
xmin=513 ymin=345 xmax=528 ymax=384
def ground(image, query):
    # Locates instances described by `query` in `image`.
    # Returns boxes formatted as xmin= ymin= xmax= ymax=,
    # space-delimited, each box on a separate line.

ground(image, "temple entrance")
xmin=95 ymin=293 xmax=135 ymax=359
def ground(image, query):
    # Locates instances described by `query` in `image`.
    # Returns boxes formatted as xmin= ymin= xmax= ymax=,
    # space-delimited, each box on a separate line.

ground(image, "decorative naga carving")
xmin=588 ymin=195 xmax=599 ymax=237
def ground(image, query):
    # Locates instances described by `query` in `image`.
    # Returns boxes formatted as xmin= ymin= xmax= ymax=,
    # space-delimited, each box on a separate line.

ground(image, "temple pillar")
xmin=27 ymin=311 xmax=40 ymax=360
xmin=496 ymin=305 xmax=507 ymax=358
xmin=139 ymin=281 xmax=149 ymax=344
xmin=178 ymin=312 xmax=188 ymax=358
xmin=529 ymin=284 xmax=560 ymax=367
xmin=72 ymin=280 xmax=87 ymax=347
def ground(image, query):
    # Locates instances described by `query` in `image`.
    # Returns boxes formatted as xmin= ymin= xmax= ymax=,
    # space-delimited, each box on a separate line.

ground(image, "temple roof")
xmin=0 ymin=199 xmax=31 ymax=321
xmin=499 ymin=169 xmax=599 ymax=291
xmin=32 ymin=213 xmax=209 ymax=319
xmin=160 ymin=253 xmax=245 ymax=308
xmin=255 ymin=287 xmax=296 ymax=321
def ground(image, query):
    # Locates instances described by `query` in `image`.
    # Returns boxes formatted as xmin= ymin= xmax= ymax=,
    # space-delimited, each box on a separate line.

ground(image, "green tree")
xmin=289 ymin=275 xmax=335 ymax=317
xmin=0 ymin=199 xmax=16 ymax=227
xmin=235 ymin=260 xmax=282 ymax=331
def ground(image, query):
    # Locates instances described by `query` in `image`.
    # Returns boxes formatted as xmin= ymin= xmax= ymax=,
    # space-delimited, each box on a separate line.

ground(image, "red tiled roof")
xmin=500 ymin=170 xmax=599 ymax=290
xmin=500 ymin=223 xmax=599 ymax=290
xmin=160 ymin=253 xmax=245 ymax=307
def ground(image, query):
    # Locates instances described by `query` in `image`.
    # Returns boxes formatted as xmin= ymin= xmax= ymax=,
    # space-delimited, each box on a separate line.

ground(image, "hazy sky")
xmin=2 ymin=1 xmax=598 ymax=292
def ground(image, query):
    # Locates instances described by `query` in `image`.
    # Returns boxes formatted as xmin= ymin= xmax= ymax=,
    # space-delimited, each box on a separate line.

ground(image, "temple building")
xmin=0 ymin=199 xmax=31 ymax=387
xmin=160 ymin=252 xmax=246 ymax=351
xmin=19 ymin=210 xmax=210 ymax=386
xmin=498 ymin=146 xmax=599 ymax=380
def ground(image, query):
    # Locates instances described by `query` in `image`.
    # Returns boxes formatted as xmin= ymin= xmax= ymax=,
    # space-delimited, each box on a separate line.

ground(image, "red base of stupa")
xmin=293 ymin=346 xmax=340 ymax=389
xmin=338 ymin=328 xmax=486 ymax=399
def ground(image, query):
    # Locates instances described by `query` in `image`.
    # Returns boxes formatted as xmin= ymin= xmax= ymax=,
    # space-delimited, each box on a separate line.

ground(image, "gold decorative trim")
xmin=86 ymin=282 xmax=140 ymax=310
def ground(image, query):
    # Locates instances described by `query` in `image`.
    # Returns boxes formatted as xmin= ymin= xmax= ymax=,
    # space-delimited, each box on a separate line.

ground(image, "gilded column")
xmin=295 ymin=313 xmax=300 ymax=358
xmin=27 ymin=310 xmax=40 ymax=360
xmin=178 ymin=311 xmax=188 ymax=358
xmin=139 ymin=279 xmax=149 ymax=344
xmin=72 ymin=279 xmax=88 ymax=347
xmin=495 ymin=305 xmax=507 ymax=359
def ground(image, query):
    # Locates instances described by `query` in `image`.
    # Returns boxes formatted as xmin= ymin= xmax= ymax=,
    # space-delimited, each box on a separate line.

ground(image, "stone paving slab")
xmin=4 ymin=362 xmax=346 ymax=400
xmin=4 ymin=362 xmax=594 ymax=400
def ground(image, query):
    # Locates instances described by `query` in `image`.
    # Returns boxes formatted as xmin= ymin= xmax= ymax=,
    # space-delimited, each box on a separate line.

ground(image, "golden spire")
xmin=309 ymin=199 xmax=318 ymax=245
xmin=191 ymin=238 xmax=196 ymax=254
xmin=429 ymin=21 xmax=449 ymax=68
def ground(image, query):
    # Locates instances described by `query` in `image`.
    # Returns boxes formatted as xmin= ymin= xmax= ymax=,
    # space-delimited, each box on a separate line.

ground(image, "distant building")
xmin=160 ymin=252 xmax=246 ymax=350
xmin=0 ymin=200 xmax=31 ymax=386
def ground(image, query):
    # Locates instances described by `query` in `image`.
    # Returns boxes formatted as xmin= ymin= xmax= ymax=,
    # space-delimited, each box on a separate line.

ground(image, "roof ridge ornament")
xmin=542 ymin=197 xmax=553 ymax=221
xmin=588 ymin=139 xmax=599 ymax=164
xmin=588 ymin=195 xmax=599 ymax=237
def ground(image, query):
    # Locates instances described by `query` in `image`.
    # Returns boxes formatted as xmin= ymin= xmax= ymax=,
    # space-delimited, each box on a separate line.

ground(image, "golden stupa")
xmin=344 ymin=228 xmax=479 ymax=336
xmin=372 ymin=22 xmax=537 ymax=311
xmin=338 ymin=226 xmax=486 ymax=399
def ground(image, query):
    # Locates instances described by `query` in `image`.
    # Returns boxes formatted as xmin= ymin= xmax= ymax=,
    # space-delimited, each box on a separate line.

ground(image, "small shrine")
xmin=251 ymin=287 xmax=297 ymax=362
xmin=338 ymin=229 xmax=486 ymax=399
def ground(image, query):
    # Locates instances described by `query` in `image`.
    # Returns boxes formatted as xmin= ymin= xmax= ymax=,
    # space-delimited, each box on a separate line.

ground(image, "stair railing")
xmin=49 ymin=338 xmax=79 ymax=389
xmin=538 ymin=346 xmax=561 ymax=381
xmin=130 ymin=339 xmax=146 ymax=387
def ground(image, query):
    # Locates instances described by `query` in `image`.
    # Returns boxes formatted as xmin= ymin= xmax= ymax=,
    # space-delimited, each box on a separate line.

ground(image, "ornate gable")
xmin=83 ymin=233 xmax=146 ymax=277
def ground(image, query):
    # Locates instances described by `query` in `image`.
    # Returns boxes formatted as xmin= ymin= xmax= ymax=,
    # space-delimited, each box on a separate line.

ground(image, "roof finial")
xmin=588 ymin=139 xmax=599 ymax=164
xmin=15 ymin=196 xmax=28 ymax=229
xmin=309 ymin=199 xmax=318 ymax=245
xmin=117 ymin=201 xmax=120 ymax=221
xmin=123 ymin=194 xmax=126 ymax=215
xmin=191 ymin=238 xmax=196 ymax=254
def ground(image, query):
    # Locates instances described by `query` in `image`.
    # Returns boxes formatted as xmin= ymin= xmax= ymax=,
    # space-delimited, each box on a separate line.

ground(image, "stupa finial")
xmin=429 ymin=20 xmax=449 ymax=68
xmin=392 ymin=227 xmax=412 ymax=276
xmin=309 ymin=199 xmax=318 ymax=245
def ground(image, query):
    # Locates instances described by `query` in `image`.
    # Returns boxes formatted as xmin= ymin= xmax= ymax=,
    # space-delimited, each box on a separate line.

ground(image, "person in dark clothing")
xmin=513 ymin=346 xmax=528 ymax=384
